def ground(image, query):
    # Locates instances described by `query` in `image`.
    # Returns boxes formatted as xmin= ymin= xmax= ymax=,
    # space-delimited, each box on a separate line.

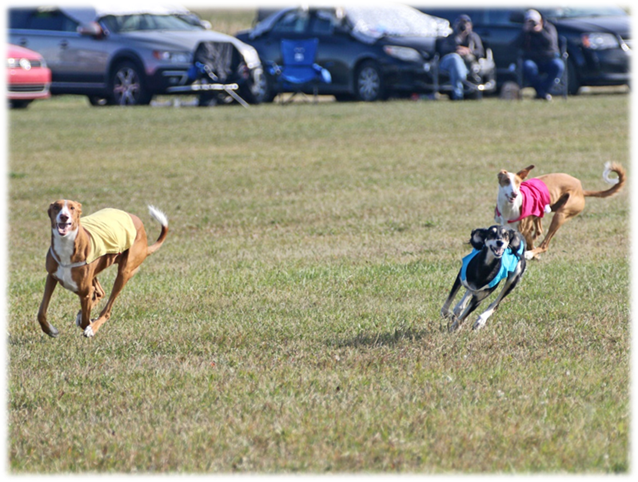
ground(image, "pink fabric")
xmin=509 ymin=178 xmax=551 ymax=223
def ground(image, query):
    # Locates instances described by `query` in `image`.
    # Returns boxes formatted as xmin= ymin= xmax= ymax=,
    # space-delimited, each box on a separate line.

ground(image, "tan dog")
xmin=494 ymin=162 xmax=625 ymax=259
xmin=37 ymin=200 xmax=168 ymax=338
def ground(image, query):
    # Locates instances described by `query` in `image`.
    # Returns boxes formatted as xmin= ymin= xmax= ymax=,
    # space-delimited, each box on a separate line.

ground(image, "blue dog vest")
xmin=460 ymin=242 xmax=525 ymax=290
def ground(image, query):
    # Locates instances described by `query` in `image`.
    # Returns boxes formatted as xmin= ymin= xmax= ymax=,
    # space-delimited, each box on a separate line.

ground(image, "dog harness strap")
xmin=49 ymin=247 xmax=87 ymax=269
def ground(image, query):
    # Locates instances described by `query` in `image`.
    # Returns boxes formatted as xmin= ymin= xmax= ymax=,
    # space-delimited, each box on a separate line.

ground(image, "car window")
xmin=8 ymin=8 xmax=33 ymax=29
xmin=100 ymin=14 xmax=200 ymax=33
xmin=271 ymin=10 xmax=310 ymax=34
xmin=12 ymin=9 xmax=79 ymax=32
xmin=483 ymin=9 xmax=521 ymax=27
xmin=311 ymin=10 xmax=337 ymax=35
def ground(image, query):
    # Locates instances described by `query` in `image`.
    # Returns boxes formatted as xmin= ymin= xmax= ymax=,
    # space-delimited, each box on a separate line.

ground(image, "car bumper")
xmin=381 ymin=60 xmax=439 ymax=93
xmin=578 ymin=48 xmax=631 ymax=86
xmin=8 ymin=67 xmax=51 ymax=100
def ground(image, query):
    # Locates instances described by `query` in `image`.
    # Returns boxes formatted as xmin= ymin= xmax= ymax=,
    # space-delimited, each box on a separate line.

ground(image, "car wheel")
xmin=567 ymin=59 xmax=580 ymax=96
xmin=355 ymin=61 xmax=384 ymax=102
xmin=9 ymin=99 xmax=32 ymax=109
xmin=110 ymin=61 xmax=151 ymax=106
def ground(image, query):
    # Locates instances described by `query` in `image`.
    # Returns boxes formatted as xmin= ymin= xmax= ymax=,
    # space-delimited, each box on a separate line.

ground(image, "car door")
xmin=254 ymin=9 xmax=311 ymax=65
xmin=306 ymin=10 xmax=354 ymax=91
xmin=9 ymin=8 xmax=108 ymax=93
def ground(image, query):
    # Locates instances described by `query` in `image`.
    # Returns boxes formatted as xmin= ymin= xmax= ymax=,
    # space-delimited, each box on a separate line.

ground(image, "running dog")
xmin=37 ymin=200 xmax=168 ymax=338
xmin=494 ymin=162 xmax=625 ymax=259
xmin=441 ymin=225 xmax=526 ymax=332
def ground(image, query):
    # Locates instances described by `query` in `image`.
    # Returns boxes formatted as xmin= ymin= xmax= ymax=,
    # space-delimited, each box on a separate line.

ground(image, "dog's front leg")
xmin=441 ymin=274 xmax=462 ymax=319
xmin=472 ymin=274 xmax=522 ymax=330
xmin=37 ymin=274 xmax=59 ymax=337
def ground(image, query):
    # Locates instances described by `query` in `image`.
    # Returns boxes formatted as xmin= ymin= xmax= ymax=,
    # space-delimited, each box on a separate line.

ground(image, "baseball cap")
xmin=525 ymin=9 xmax=542 ymax=23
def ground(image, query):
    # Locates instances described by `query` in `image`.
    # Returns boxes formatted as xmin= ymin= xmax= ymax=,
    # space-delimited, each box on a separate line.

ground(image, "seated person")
xmin=514 ymin=9 xmax=565 ymax=100
xmin=438 ymin=14 xmax=485 ymax=100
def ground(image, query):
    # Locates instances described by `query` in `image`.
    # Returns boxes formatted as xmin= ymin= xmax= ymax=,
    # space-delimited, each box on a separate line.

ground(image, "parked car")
xmin=236 ymin=5 xmax=452 ymax=102
xmin=8 ymin=5 xmax=267 ymax=106
xmin=7 ymin=43 xmax=51 ymax=108
xmin=417 ymin=6 xmax=631 ymax=95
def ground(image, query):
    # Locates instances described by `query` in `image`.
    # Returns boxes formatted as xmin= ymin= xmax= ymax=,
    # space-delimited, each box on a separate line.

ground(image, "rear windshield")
xmin=100 ymin=14 xmax=201 ymax=33
xmin=543 ymin=7 xmax=627 ymax=19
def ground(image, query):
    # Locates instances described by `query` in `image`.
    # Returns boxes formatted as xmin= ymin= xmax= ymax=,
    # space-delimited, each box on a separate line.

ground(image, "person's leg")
xmin=441 ymin=53 xmax=468 ymax=100
xmin=539 ymin=58 xmax=565 ymax=97
xmin=522 ymin=59 xmax=541 ymax=96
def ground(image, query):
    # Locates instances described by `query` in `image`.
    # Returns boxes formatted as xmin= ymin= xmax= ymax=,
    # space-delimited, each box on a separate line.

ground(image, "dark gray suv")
xmin=8 ymin=5 xmax=267 ymax=106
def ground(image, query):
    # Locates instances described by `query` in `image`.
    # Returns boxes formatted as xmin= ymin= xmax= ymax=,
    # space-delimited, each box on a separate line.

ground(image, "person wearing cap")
xmin=514 ymin=9 xmax=565 ymax=100
xmin=438 ymin=14 xmax=485 ymax=100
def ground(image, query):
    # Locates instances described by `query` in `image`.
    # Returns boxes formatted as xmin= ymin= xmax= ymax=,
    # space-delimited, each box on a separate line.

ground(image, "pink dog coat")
xmin=496 ymin=178 xmax=551 ymax=223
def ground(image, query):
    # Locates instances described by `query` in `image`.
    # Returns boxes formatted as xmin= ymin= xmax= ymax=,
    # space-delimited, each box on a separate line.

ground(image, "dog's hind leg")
xmin=472 ymin=269 xmax=525 ymax=330
xmin=76 ymin=278 xmax=106 ymax=327
xmin=449 ymin=290 xmax=492 ymax=332
xmin=526 ymin=211 xmax=571 ymax=259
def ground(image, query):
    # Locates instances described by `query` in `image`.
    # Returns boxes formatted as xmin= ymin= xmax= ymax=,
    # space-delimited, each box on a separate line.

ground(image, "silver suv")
xmin=8 ymin=5 xmax=267 ymax=106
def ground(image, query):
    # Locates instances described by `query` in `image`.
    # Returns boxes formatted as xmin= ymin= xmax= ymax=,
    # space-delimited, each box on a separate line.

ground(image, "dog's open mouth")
xmin=506 ymin=193 xmax=518 ymax=203
xmin=57 ymin=223 xmax=72 ymax=236
xmin=490 ymin=245 xmax=506 ymax=257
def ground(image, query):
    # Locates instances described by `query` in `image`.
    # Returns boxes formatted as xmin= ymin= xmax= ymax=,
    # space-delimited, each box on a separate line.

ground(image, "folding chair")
xmin=268 ymin=38 xmax=331 ymax=103
xmin=516 ymin=36 xmax=569 ymax=99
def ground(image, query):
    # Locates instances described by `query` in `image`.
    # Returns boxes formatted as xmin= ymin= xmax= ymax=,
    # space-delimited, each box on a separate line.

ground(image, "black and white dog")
xmin=441 ymin=225 xmax=527 ymax=331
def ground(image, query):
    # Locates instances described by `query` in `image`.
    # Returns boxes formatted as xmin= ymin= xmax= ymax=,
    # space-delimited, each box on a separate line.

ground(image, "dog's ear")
xmin=516 ymin=165 xmax=535 ymax=180
xmin=470 ymin=228 xmax=487 ymax=250
xmin=507 ymin=229 xmax=523 ymax=255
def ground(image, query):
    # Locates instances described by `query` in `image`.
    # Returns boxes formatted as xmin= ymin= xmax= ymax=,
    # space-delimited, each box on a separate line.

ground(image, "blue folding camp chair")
xmin=268 ymin=38 xmax=331 ymax=103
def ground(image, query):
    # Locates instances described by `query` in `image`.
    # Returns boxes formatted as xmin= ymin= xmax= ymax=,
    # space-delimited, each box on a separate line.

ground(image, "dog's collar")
xmin=49 ymin=248 xmax=87 ymax=269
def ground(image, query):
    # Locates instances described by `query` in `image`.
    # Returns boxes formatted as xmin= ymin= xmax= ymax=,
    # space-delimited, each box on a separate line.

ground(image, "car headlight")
xmin=153 ymin=50 xmax=191 ymax=63
xmin=383 ymin=45 xmax=423 ymax=62
xmin=582 ymin=33 xmax=619 ymax=50
xmin=7 ymin=57 xmax=32 ymax=70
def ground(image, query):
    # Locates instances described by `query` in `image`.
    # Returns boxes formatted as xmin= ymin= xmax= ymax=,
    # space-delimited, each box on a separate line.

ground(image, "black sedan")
xmin=417 ymin=5 xmax=631 ymax=95
xmin=235 ymin=5 xmax=452 ymax=102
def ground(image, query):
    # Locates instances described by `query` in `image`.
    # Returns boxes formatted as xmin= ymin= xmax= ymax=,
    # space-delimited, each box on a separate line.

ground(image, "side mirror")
xmin=509 ymin=11 xmax=525 ymax=24
xmin=78 ymin=21 xmax=104 ymax=39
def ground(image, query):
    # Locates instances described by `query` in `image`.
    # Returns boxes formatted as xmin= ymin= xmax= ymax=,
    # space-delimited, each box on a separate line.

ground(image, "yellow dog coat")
xmin=81 ymin=209 xmax=137 ymax=264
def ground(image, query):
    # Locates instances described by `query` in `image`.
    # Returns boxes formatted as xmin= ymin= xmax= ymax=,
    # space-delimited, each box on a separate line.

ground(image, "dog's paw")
xmin=448 ymin=319 xmax=461 ymax=333
xmin=83 ymin=325 xmax=95 ymax=338
xmin=472 ymin=318 xmax=487 ymax=331
xmin=524 ymin=250 xmax=536 ymax=260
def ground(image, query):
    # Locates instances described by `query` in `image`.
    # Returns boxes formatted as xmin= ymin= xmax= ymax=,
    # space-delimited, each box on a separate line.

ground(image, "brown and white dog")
xmin=494 ymin=162 xmax=625 ymax=259
xmin=37 ymin=200 xmax=168 ymax=338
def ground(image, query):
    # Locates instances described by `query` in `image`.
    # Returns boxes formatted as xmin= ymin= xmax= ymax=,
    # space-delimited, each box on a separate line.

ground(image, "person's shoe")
xmin=535 ymin=93 xmax=552 ymax=102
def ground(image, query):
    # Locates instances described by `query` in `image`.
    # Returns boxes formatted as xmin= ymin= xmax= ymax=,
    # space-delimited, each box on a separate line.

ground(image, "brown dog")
xmin=37 ymin=200 xmax=168 ymax=338
xmin=494 ymin=162 xmax=625 ymax=259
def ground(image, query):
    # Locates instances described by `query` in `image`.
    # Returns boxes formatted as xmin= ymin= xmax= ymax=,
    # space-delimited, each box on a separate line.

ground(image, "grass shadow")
xmin=332 ymin=325 xmax=441 ymax=349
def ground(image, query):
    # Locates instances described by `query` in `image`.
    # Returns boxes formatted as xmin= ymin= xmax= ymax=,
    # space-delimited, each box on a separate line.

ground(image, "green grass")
xmin=7 ymin=92 xmax=629 ymax=473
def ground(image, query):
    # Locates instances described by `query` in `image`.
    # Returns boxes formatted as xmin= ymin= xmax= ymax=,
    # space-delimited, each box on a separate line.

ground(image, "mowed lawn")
xmin=7 ymin=93 xmax=629 ymax=473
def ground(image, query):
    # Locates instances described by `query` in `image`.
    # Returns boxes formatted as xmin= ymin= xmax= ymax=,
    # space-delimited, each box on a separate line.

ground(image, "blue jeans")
xmin=440 ymin=53 xmax=468 ymax=100
xmin=522 ymin=57 xmax=565 ymax=97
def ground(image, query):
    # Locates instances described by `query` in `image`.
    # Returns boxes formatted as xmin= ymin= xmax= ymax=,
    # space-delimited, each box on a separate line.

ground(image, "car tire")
xmin=567 ymin=58 xmax=580 ymax=96
xmin=355 ymin=60 xmax=385 ymax=102
xmin=9 ymin=99 xmax=32 ymax=109
xmin=109 ymin=61 xmax=152 ymax=106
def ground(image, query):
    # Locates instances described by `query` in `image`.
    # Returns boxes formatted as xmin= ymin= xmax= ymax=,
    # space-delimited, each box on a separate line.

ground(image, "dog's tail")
xmin=583 ymin=162 xmax=626 ymax=198
xmin=146 ymin=205 xmax=169 ymax=255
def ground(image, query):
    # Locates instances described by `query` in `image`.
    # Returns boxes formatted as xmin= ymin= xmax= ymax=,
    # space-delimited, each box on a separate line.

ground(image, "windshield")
xmin=100 ymin=14 xmax=202 ymax=33
xmin=542 ymin=6 xmax=627 ymax=19
xmin=345 ymin=5 xmax=451 ymax=38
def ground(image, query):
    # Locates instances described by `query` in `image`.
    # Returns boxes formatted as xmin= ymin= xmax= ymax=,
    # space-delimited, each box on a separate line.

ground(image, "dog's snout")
xmin=58 ymin=214 xmax=69 ymax=223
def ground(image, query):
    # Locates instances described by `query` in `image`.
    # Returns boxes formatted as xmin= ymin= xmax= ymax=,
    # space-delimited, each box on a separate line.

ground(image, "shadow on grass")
xmin=333 ymin=325 xmax=441 ymax=349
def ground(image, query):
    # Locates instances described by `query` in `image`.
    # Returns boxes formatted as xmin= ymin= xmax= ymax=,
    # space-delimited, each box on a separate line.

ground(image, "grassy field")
xmin=7 ymin=92 xmax=629 ymax=473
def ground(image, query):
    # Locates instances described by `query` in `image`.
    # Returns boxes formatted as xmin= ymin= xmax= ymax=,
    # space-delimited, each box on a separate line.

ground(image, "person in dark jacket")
xmin=515 ymin=9 xmax=565 ymax=100
xmin=439 ymin=14 xmax=485 ymax=100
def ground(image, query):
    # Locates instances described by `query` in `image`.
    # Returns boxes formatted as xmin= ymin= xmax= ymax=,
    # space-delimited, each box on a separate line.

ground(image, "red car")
xmin=7 ymin=44 xmax=51 ymax=108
